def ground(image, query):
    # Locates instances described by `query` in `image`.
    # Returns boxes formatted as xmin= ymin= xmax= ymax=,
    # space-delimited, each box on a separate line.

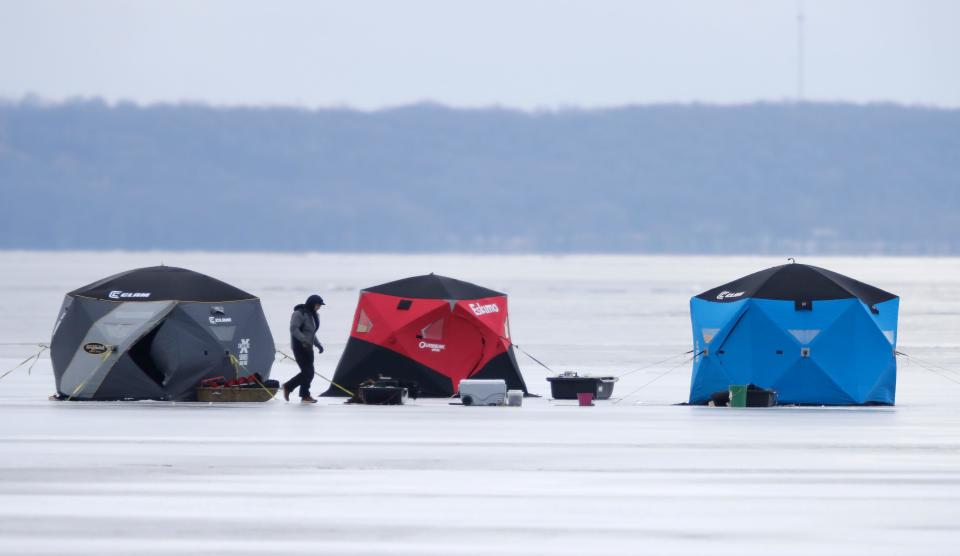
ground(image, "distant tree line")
xmin=1 ymin=99 xmax=957 ymax=254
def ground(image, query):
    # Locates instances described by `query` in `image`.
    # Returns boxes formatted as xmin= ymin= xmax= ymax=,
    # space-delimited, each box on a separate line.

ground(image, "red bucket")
xmin=577 ymin=392 xmax=594 ymax=406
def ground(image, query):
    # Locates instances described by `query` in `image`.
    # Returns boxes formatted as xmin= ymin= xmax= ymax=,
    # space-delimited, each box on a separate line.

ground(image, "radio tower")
xmin=797 ymin=0 xmax=805 ymax=102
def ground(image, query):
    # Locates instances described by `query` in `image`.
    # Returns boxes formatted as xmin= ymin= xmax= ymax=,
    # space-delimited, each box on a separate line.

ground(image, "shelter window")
xmin=788 ymin=329 xmax=820 ymax=344
xmin=701 ymin=328 xmax=720 ymax=344
xmin=420 ymin=319 xmax=444 ymax=341
xmin=397 ymin=300 xmax=413 ymax=310
xmin=356 ymin=310 xmax=374 ymax=334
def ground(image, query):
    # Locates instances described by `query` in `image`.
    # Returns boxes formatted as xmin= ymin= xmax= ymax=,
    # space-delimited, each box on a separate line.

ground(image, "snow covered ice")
xmin=2 ymin=252 xmax=960 ymax=555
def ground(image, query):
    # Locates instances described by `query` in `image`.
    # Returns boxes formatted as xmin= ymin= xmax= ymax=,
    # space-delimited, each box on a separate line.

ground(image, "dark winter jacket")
xmin=291 ymin=303 xmax=322 ymax=352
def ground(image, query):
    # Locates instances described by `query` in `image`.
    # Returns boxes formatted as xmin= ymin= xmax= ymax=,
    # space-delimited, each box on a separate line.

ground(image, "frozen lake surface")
xmin=2 ymin=252 xmax=960 ymax=555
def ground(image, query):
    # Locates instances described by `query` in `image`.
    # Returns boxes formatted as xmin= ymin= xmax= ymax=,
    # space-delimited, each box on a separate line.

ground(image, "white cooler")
xmin=458 ymin=379 xmax=507 ymax=406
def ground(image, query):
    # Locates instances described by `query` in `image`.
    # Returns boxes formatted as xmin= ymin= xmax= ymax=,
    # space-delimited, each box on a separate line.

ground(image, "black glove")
xmin=316 ymin=343 xmax=324 ymax=354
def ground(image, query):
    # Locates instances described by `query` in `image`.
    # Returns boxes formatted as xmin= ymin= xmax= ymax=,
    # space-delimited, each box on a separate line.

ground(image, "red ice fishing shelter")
xmin=322 ymin=274 xmax=529 ymax=397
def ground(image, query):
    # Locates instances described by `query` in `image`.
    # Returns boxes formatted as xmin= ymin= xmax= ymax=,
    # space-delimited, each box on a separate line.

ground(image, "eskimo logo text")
xmin=419 ymin=341 xmax=446 ymax=352
xmin=716 ymin=291 xmax=745 ymax=300
xmin=469 ymin=302 xmax=499 ymax=316
xmin=108 ymin=290 xmax=151 ymax=299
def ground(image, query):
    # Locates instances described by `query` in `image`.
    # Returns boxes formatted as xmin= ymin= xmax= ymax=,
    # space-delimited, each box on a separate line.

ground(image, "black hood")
xmin=295 ymin=295 xmax=323 ymax=330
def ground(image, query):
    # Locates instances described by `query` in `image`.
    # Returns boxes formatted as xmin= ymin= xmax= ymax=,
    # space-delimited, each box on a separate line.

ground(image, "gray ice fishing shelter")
xmin=50 ymin=266 xmax=275 ymax=400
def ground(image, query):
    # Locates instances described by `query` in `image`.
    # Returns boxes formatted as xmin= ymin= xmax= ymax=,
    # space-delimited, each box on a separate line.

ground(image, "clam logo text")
xmin=716 ymin=291 xmax=745 ymax=300
xmin=108 ymin=290 xmax=151 ymax=300
xmin=209 ymin=306 xmax=230 ymax=324
xmin=419 ymin=341 xmax=446 ymax=352
xmin=468 ymin=302 xmax=499 ymax=316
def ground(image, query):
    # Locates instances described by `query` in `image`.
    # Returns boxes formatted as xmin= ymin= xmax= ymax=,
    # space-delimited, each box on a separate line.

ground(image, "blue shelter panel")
xmin=690 ymin=356 xmax=732 ymax=404
xmin=689 ymin=298 xmax=750 ymax=402
xmin=751 ymin=297 xmax=854 ymax=333
xmin=771 ymin=358 xmax=856 ymax=405
xmin=714 ymin=302 xmax=798 ymax=388
xmin=869 ymin=298 xmax=900 ymax=347
xmin=689 ymin=298 xmax=748 ymax=355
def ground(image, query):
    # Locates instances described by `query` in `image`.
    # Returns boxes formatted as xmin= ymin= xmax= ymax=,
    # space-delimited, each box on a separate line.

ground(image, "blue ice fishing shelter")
xmin=689 ymin=263 xmax=899 ymax=405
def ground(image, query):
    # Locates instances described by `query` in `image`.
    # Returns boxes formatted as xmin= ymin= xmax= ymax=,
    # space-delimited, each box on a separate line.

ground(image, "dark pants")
xmin=284 ymin=344 xmax=314 ymax=398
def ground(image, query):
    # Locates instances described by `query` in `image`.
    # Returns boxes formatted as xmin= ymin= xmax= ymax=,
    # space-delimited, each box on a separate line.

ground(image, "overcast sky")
xmin=1 ymin=0 xmax=957 ymax=110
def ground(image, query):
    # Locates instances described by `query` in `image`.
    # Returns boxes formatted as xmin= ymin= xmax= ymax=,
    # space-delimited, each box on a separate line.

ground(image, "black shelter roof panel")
xmin=363 ymin=274 xmax=505 ymax=300
xmin=696 ymin=264 xmax=897 ymax=306
xmin=69 ymin=266 xmax=256 ymax=302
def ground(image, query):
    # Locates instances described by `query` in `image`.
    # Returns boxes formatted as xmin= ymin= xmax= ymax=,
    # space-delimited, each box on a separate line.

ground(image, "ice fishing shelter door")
xmin=57 ymin=300 xmax=176 ymax=400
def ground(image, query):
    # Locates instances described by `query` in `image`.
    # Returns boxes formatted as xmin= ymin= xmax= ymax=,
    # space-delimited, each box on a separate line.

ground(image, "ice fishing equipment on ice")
xmin=708 ymin=384 xmax=778 ymax=407
xmin=728 ymin=384 xmax=748 ymax=407
xmin=323 ymin=274 xmax=529 ymax=398
xmin=546 ymin=371 xmax=618 ymax=400
xmin=196 ymin=373 xmax=280 ymax=402
xmin=458 ymin=378 xmax=507 ymax=406
xmin=357 ymin=377 xmax=409 ymax=405
xmin=49 ymin=266 xmax=275 ymax=401
xmin=689 ymin=263 xmax=899 ymax=405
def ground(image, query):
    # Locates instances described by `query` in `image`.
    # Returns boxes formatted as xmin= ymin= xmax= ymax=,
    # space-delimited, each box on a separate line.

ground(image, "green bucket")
xmin=729 ymin=384 xmax=747 ymax=407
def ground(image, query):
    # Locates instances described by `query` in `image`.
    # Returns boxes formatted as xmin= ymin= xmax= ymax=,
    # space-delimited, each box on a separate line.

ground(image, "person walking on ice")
xmin=283 ymin=294 xmax=325 ymax=403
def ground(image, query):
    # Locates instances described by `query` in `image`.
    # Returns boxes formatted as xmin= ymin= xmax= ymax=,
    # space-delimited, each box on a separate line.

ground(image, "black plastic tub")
xmin=359 ymin=386 xmax=408 ymax=405
xmin=546 ymin=374 xmax=618 ymax=400
xmin=746 ymin=388 xmax=777 ymax=407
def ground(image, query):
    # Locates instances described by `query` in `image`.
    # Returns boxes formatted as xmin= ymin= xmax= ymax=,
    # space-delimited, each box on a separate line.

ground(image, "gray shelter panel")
xmin=177 ymin=300 xmax=276 ymax=378
xmin=142 ymin=308 xmax=227 ymax=400
xmin=51 ymin=295 xmax=73 ymax=337
xmin=58 ymin=300 xmax=176 ymax=399
xmin=92 ymin=353 xmax=166 ymax=400
xmin=208 ymin=324 xmax=237 ymax=343
xmin=50 ymin=297 xmax=121 ymax=384
xmin=148 ymin=313 xmax=221 ymax=379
